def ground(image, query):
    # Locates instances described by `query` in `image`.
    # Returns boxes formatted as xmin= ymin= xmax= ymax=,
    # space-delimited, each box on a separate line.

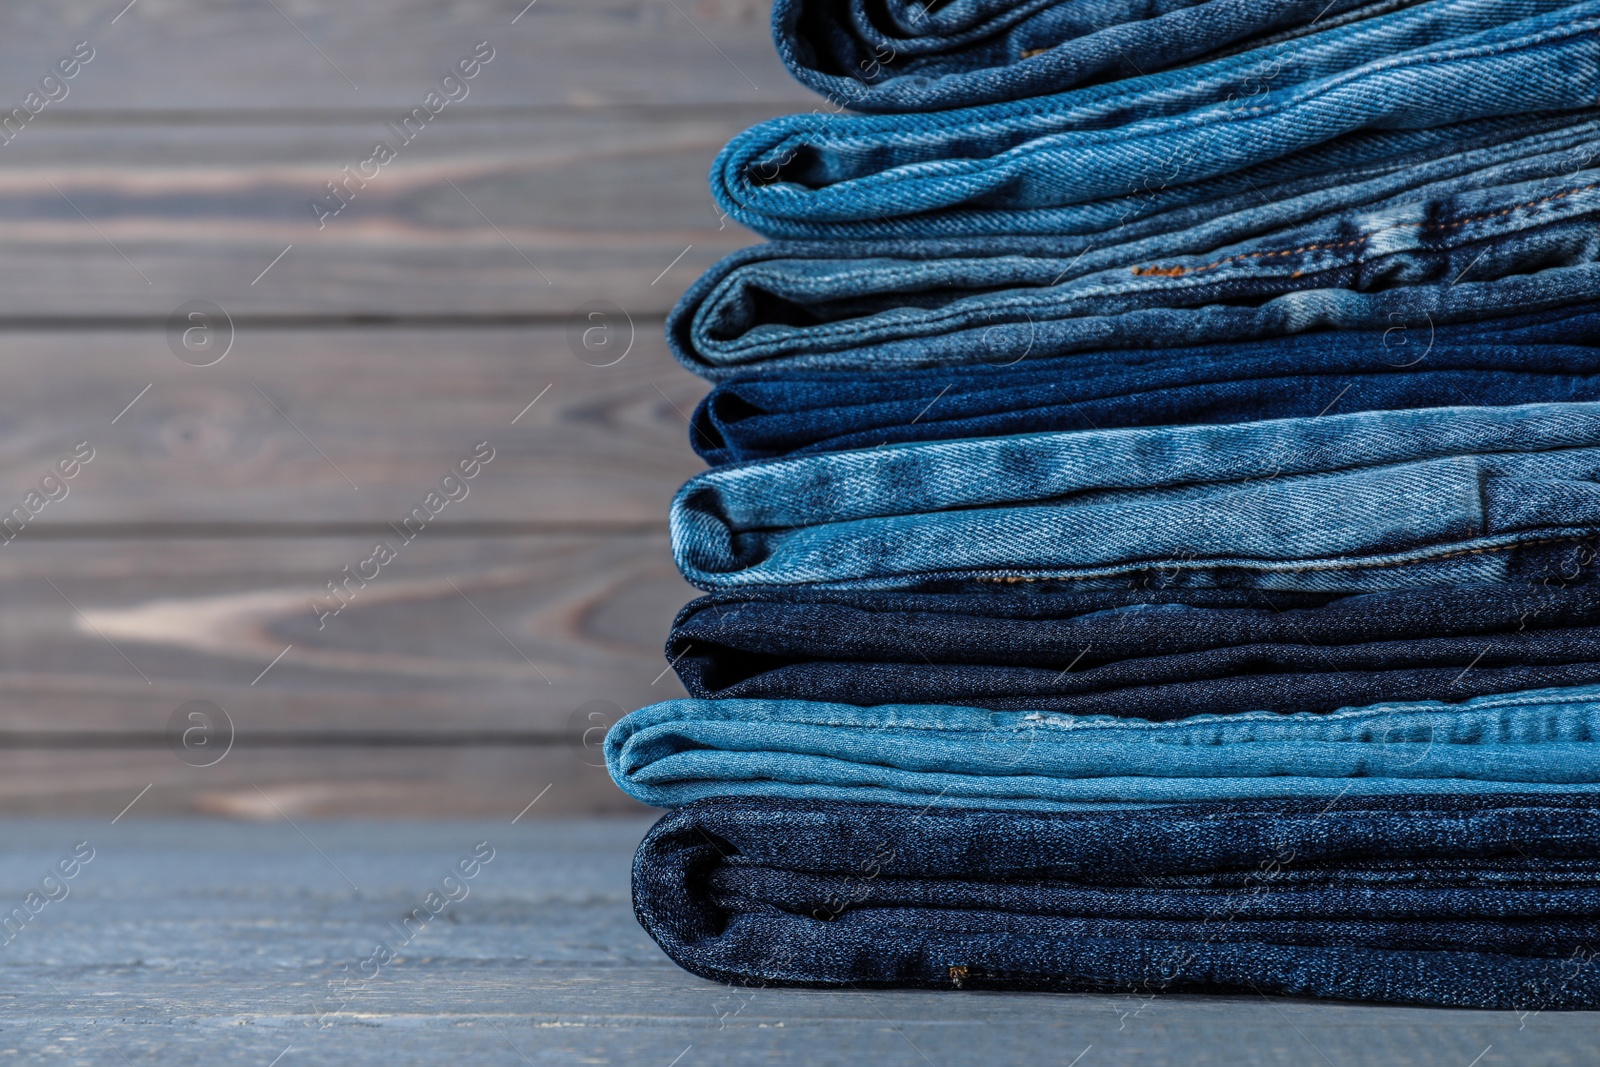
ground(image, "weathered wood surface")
xmin=0 ymin=533 xmax=693 ymax=730
xmin=0 ymin=328 xmax=709 ymax=525
xmin=0 ymin=0 xmax=793 ymax=814
xmin=0 ymin=749 xmax=649 ymax=818
xmin=2 ymin=0 xmax=817 ymax=110
xmin=0 ymin=0 xmax=818 ymax=318
xmin=0 ymin=116 xmax=768 ymax=316
xmin=0 ymin=819 xmax=1591 ymax=1065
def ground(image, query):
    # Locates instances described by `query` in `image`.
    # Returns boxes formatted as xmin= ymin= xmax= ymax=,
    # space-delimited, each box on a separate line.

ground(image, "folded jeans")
xmin=632 ymin=792 xmax=1600 ymax=1007
xmin=675 ymin=149 xmax=1600 ymax=376
xmin=692 ymin=315 xmax=1600 ymax=462
xmin=770 ymin=0 xmax=1410 ymax=112
xmin=719 ymin=3 xmax=1600 ymax=237
xmin=606 ymin=683 xmax=1600 ymax=810
xmin=672 ymin=402 xmax=1600 ymax=590
xmin=669 ymin=582 xmax=1600 ymax=715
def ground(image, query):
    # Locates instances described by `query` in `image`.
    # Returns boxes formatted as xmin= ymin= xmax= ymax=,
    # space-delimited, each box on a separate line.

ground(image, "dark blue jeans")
xmin=690 ymin=304 xmax=1600 ymax=463
xmin=667 ymin=581 xmax=1600 ymax=717
xmin=633 ymin=793 xmax=1600 ymax=1008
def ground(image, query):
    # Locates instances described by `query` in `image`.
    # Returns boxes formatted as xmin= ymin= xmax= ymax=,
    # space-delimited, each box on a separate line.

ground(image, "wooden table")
xmin=0 ymin=817 xmax=1591 ymax=1066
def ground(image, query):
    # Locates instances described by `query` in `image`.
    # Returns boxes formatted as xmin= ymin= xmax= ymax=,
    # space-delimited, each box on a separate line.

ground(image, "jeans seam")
xmin=634 ymin=685 xmax=1600 ymax=738
xmin=704 ymin=191 xmax=1600 ymax=356
xmin=1129 ymin=180 xmax=1600 ymax=278
xmin=971 ymin=532 xmax=1596 ymax=585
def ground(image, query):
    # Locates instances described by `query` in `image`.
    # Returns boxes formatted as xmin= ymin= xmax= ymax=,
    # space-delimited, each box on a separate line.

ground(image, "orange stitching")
xmin=1128 ymin=181 xmax=1600 ymax=279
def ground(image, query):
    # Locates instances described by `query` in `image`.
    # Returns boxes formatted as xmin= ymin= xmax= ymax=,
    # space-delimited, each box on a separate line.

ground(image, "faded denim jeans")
xmin=720 ymin=2 xmax=1600 ymax=238
xmin=671 ymin=401 xmax=1600 ymax=590
xmin=673 ymin=133 xmax=1600 ymax=375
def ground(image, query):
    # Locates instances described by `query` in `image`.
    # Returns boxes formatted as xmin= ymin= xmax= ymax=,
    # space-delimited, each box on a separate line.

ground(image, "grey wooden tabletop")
xmin=0 ymin=817 xmax=1590 ymax=1067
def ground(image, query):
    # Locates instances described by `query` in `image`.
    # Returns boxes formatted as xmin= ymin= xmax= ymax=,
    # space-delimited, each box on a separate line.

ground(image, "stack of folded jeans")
xmin=606 ymin=0 xmax=1600 ymax=1008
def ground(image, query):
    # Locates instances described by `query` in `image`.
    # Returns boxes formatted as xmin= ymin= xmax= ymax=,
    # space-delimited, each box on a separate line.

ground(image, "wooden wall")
xmin=0 ymin=0 xmax=817 ymax=817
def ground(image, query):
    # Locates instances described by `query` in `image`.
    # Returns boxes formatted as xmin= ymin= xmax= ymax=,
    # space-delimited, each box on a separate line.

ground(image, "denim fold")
xmin=705 ymin=106 xmax=1594 ymax=243
xmin=606 ymin=683 xmax=1600 ymax=810
xmin=720 ymin=2 xmax=1600 ymax=238
xmin=690 ymin=307 xmax=1600 ymax=462
xmin=771 ymin=0 xmax=1410 ymax=112
xmin=668 ymin=582 xmax=1600 ymax=715
xmin=676 ymin=137 xmax=1600 ymax=375
xmin=632 ymin=793 xmax=1600 ymax=1007
xmin=671 ymin=401 xmax=1600 ymax=590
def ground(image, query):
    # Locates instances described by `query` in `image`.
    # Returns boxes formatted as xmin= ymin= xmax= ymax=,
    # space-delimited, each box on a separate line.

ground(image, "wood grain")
xmin=0 ymin=0 xmax=818 ymax=110
xmin=0 ymin=0 xmax=777 ymax=817
xmin=0 ymin=534 xmax=697 ymax=734
xmin=0 ymin=326 xmax=709 ymax=526
xmin=0 ymin=114 xmax=778 ymax=317
xmin=0 ymin=748 xmax=648 ymax=817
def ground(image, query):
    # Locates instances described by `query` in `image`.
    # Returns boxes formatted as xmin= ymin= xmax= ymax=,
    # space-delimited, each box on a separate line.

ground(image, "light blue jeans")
xmin=717 ymin=1 xmax=1600 ymax=238
xmin=670 ymin=401 xmax=1600 ymax=589
xmin=607 ymin=683 xmax=1600 ymax=810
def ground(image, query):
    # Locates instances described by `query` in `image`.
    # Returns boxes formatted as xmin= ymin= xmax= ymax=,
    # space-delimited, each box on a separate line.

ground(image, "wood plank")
xmin=0 ymin=748 xmax=650 ymax=817
xmin=0 ymin=0 xmax=817 ymax=110
xmin=0 ymin=114 xmax=774 ymax=316
xmin=0 ymin=327 xmax=709 ymax=525
xmin=0 ymin=819 xmax=1590 ymax=1064
xmin=0 ymin=535 xmax=696 ymax=735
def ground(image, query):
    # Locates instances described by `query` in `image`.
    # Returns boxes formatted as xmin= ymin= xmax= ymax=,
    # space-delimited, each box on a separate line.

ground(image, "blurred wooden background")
xmin=0 ymin=0 xmax=817 ymax=817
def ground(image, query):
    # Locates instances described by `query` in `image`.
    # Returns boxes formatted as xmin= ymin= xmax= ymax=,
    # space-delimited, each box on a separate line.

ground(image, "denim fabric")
xmin=723 ymin=104 xmax=1596 ymax=245
xmin=672 ymin=401 xmax=1600 ymax=590
xmin=691 ymin=312 xmax=1600 ymax=462
xmin=772 ymin=0 xmax=1406 ymax=112
xmin=675 ymin=143 xmax=1600 ymax=376
xmin=605 ymin=683 xmax=1600 ymax=810
xmin=632 ymin=793 xmax=1600 ymax=1007
xmin=718 ymin=3 xmax=1600 ymax=238
xmin=715 ymin=103 xmax=1596 ymax=242
xmin=669 ymin=582 xmax=1600 ymax=715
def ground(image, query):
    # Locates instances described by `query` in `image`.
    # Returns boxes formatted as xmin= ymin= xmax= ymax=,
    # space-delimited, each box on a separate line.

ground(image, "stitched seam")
xmin=634 ymin=687 xmax=1600 ymax=738
xmin=706 ymin=174 xmax=1600 ymax=355
xmin=746 ymin=24 xmax=1600 ymax=169
xmin=966 ymin=532 xmax=1597 ymax=585
xmin=1130 ymin=181 xmax=1600 ymax=277
xmin=839 ymin=802 xmax=1598 ymax=823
